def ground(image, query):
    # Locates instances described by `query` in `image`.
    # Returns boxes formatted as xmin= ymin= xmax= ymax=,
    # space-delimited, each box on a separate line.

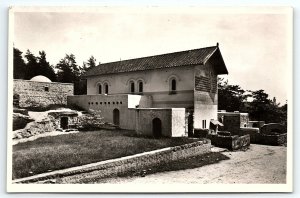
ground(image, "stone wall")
xmin=13 ymin=117 xmax=57 ymax=139
xmin=239 ymin=127 xmax=260 ymax=143
xmin=14 ymin=80 xmax=73 ymax=108
xmin=248 ymin=121 xmax=265 ymax=128
xmin=13 ymin=140 xmax=211 ymax=184
xmin=208 ymin=134 xmax=250 ymax=150
xmin=240 ymin=113 xmax=249 ymax=127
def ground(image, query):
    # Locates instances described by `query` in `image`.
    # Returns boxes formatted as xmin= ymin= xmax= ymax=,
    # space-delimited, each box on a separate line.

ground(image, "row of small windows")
xmin=97 ymin=78 xmax=177 ymax=95
xmin=88 ymin=101 xmax=123 ymax=105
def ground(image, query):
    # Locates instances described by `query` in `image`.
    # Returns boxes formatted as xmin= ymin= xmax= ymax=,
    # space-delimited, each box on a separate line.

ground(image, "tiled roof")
xmin=83 ymin=46 xmax=226 ymax=77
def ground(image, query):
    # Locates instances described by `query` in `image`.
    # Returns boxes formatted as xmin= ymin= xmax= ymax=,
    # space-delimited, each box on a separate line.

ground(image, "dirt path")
xmin=98 ymin=144 xmax=286 ymax=184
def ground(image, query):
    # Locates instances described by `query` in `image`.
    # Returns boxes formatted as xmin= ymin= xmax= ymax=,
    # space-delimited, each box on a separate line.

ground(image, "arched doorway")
xmin=113 ymin=109 xmax=120 ymax=126
xmin=152 ymin=118 xmax=162 ymax=138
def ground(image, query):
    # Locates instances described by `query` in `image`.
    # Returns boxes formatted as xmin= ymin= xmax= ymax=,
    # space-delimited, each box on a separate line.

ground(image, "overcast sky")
xmin=13 ymin=7 xmax=292 ymax=104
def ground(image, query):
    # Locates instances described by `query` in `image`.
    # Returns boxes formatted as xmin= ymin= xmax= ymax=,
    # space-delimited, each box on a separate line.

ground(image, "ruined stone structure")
xmin=68 ymin=44 xmax=228 ymax=137
xmin=13 ymin=75 xmax=74 ymax=108
xmin=217 ymin=111 xmax=249 ymax=135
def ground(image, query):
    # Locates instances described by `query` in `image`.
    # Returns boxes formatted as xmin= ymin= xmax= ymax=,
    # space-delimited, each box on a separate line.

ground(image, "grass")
xmin=13 ymin=130 xmax=199 ymax=179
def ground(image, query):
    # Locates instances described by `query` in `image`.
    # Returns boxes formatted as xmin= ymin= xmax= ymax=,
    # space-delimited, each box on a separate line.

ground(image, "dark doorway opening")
xmin=113 ymin=109 xmax=120 ymax=126
xmin=152 ymin=118 xmax=162 ymax=138
xmin=60 ymin=117 xmax=68 ymax=129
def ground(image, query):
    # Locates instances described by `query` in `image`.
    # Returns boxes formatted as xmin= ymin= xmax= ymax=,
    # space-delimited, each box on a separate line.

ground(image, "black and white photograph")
xmin=7 ymin=6 xmax=293 ymax=192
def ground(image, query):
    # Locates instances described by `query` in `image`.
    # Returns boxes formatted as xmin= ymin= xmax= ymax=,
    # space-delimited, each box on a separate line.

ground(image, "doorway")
xmin=113 ymin=109 xmax=120 ymax=126
xmin=60 ymin=117 xmax=68 ymax=129
xmin=152 ymin=118 xmax=162 ymax=138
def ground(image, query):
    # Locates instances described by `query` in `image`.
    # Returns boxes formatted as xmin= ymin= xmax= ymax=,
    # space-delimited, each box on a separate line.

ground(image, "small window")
xmin=202 ymin=120 xmax=206 ymax=129
xmin=44 ymin=86 xmax=49 ymax=92
xmin=96 ymin=102 xmax=98 ymax=105
xmin=171 ymin=79 xmax=176 ymax=91
xmin=104 ymin=83 xmax=109 ymax=94
xmin=100 ymin=102 xmax=102 ymax=105
xmin=113 ymin=102 xmax=115 ymax=104
xmin=120 ymin=101 xmax=122 ymax=104
xmin=108 ymin=102 xmax=110 ymax=104
xmin=88 ymin=102 xmax=90 ymax=105
xmin=169 ymin=78 xmax=177 ymax=94
xmin=98 ymin=84 xmax=102 ymax=94
xmin=116 ymin=102 xmax=119 ymax=104
xmin=130 ymin=81 xmax=135 ymax=93
xmin=91 ymin=102 xmax=93 ymax=105
xmin=104 ymin=102 xmax=107 ymax=104
xmin=138 ymin=81 xmax=143 ymax=93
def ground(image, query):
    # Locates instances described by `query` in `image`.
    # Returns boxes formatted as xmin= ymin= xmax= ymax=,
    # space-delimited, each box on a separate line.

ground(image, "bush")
xmin=78 ymin=109 xmax=104 ymax=131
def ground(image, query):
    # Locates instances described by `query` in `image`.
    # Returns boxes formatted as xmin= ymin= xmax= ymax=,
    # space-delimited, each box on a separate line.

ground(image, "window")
xmin=202 ymin=120 xmax=206 ymax=129
xmin=138 ymin=81 xmax=143 ymax=93
xmin=171 ymin=79 xmax=176 ymax=91
xmin=44 ymin=86 xmax=49 ymax=92
xmin=104 ymin=83 xmax=109 ymax=94
xmin=169 ymin=78 xmax=177 ymax=94
xmin=98 ymin=84 xmax=102 ymax=94
xmin=130 ymin=81 xmax=135 ymax=93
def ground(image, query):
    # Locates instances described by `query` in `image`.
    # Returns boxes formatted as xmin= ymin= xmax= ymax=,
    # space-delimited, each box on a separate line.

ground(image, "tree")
xmin=82 ymin=55 xmax=97 ymax=74
xmin=80 ymin=56 xmax=99 ymax=95
xmin=24 ymin=50 xmax=39 ymax=79
xmin=248 ymin=90 xmax=287 ymax=124
xmin=36 ymin=51 xmax=57 ymax=81
xmin=56 ymin=54 xmax=79 ymax=83
xmin=13 ymin=48 xmax=26 ymax=79
xmin=56 ymin=54 xmax=82 ymax=94
xmin=218 ymin=78 xmax=249 ymax=112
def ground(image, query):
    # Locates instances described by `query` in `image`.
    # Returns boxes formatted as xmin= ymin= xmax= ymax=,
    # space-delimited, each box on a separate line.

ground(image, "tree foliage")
xmin=13 ymin=48 xmax=26 ymax=79
xmin=82 ymin=55 xmax=97 ymax=73
xmin=218 ymin=78 xmax=249 ymax=112
xmin=218 ymin=78 xmax=287 ymax=125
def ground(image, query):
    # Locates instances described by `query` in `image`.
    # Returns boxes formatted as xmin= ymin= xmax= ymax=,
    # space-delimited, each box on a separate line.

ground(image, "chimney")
xmin=216 ymin=42 xmax=219 ymax=47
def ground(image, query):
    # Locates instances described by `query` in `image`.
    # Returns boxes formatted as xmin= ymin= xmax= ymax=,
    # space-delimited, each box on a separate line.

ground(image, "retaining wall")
xmin=208 ymin=134 xmax=250 ymax=150
xmin=13 ymin=140 xmax=211 ymax=184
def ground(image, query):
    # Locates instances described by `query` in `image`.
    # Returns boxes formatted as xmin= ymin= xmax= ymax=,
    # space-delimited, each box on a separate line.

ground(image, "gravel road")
xmin=98 ymin=144 xmax=287 ymax=184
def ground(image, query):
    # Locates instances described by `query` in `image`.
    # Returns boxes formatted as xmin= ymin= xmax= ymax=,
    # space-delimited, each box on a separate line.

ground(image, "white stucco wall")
xmin=171 ymin=108 xmax=186 ymax=137
xmin=135 ymin=108 xmax=186 ymax=137
xmin=193 ymin=62 xmax=218 ymax=129
xmin=67 ymin=94 xmax=152 ymax=130
xmin=86 ymin=66 xmax=195 ymax=108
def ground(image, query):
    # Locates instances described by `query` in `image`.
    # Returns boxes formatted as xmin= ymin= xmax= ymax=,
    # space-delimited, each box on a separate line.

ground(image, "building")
xmin=68 ymin=44 xmax=228 ymax=137
xmin=13 ymin=75 xmax=74 ymax=108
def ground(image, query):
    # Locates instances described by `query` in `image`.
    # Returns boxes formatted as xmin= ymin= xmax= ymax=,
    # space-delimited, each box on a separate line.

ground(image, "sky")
xmin=13 ymin=7 xmax=292 ymax=104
